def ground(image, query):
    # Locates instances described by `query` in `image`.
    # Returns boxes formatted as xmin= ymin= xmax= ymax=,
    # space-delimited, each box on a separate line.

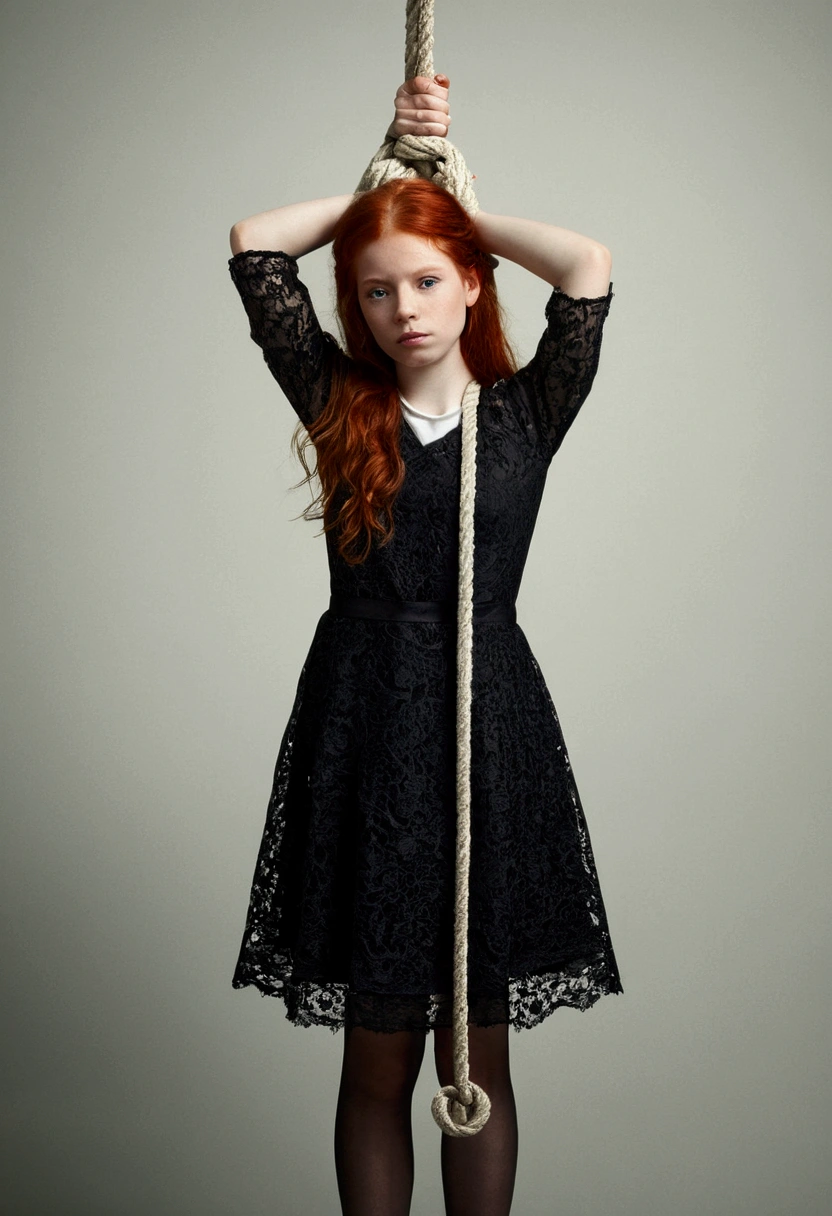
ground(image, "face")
xmin=355 ymin=230 xmax=480 ymax=371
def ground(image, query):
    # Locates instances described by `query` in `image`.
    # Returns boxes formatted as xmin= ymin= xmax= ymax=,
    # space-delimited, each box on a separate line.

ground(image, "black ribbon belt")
xmin=329 ymin=593 xmax=516 ymax=624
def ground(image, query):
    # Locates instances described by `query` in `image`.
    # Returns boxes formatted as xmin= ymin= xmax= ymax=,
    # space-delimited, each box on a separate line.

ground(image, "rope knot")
xmin=431 ymin=1081 xmax=492 ymax=1137
xmin=355 ymin=133 xmax=480 ymax=216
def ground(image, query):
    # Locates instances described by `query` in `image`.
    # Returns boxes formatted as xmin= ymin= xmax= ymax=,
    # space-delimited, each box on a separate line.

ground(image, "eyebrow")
xmin=359 ymin=267 xmax=444 ymax=286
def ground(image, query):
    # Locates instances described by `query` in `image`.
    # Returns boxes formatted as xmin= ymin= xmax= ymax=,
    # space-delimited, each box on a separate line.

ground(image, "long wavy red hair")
xmin=292 ymin=178 xmax=518 ymax=564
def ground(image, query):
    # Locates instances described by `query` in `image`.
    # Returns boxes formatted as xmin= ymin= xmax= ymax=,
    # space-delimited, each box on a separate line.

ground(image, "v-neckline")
xmin=399 ymin=413 xmax=461 ymax=459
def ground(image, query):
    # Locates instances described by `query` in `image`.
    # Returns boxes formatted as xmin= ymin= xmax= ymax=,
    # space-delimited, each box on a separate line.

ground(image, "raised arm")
xmin=474 ymin=212 xmax=612 ymax=299
xmin=230 ymin=194 xmax=355 ymax=259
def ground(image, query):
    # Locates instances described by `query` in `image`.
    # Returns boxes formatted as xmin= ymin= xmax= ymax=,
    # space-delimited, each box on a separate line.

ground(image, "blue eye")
xmin=368 ymin=288 xmax=386 ymax=300
xmin=421 ymin=277 xmax=438 ymax=289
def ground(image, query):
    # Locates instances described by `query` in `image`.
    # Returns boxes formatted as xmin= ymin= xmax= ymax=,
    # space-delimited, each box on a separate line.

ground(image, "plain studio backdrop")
xmin=2 ymin=1 xmax=830 ymax=1213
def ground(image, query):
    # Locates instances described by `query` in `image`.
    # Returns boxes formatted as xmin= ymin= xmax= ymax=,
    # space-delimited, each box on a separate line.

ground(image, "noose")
xmin=355 ymin=0 xmax=492 ymax=1139
xmin=355 ymin=0 xmax=480 ymax=217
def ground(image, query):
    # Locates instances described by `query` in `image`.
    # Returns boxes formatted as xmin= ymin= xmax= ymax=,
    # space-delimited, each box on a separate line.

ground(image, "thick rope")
xmin=429 ymin=381 xmax=491 ymax=1138
xmin=354 ymin=0 xmax=492 ymax=1136
xmin=354 ymin=0 xmax=480 ymax=217
xmin=405 ymin=0 xmax=434 ymax=80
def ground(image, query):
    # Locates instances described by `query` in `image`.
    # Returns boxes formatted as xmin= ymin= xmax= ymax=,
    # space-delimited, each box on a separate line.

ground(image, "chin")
xmin=393 ymin=344 xmax=430 ymax=361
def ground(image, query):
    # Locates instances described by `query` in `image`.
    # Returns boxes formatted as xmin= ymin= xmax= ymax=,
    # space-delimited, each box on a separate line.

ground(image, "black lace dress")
xmin=228 ymin=249 xmax=623 ymax=1033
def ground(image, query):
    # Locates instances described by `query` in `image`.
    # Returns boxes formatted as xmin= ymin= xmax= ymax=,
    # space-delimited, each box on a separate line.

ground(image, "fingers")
xmin=395 ymin=84 xmax=449 ymax=114
xmin=392 ymin=74 xmax=452 ymax=137
xmin=393 ymin=115 xmax=452 ymax=137
xmin=397 ymin=96 xmax=450 ymax=120
xmin=391 ymin=111 xmax=452 ymax=137
xmin=403 ymin=73 xmax=450 ymax=99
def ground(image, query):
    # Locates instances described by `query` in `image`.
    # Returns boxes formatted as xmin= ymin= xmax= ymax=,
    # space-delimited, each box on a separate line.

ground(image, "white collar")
xmin=399 ymin=393 xmax=462 ymax=420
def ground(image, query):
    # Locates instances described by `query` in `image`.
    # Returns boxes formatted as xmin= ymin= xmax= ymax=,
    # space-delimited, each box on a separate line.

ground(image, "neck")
xmin=395 ymin=348 xmax=474 ymax=417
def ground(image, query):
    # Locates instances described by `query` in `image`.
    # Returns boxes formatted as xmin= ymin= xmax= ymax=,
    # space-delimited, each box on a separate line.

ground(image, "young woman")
xmin=228 ymin=73 xmax=622 ymax=1216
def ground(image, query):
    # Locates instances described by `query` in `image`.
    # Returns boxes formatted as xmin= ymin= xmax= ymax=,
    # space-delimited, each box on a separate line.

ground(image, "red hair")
xmin=292 ymin=178 xmax=518 ymax=564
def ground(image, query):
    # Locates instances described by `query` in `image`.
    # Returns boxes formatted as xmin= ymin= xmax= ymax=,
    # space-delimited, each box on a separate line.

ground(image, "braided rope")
xmin=405 ymin=0 xmax=434 ymax=80
xmin=354 ymin=0 xmax=480 ymax=217
xmin=430 ymin=379 xmax=492 ymax=1137
xmin=353 ymin=0 xmax=492 ymax=1137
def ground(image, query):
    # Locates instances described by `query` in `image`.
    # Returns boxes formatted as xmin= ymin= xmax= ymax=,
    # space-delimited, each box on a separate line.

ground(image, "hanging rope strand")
xmin=430 ymin=380 xmax=492 ymax=1137
xmin=405 ymin=0 xmax=434 ymax=80
xmin=354 ymin=0 xmax=491 ymax=1137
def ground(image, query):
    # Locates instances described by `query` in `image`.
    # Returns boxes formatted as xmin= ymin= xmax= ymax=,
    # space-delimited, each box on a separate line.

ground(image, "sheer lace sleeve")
xmin=507 ymin=283 xmax=614 ymax=460
xmin=228 ymin=250 xmax=350 ymax=428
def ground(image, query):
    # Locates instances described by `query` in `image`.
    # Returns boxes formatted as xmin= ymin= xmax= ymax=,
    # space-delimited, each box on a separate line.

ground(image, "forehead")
xmin=356 ymin=231 xmax=453 ymax=281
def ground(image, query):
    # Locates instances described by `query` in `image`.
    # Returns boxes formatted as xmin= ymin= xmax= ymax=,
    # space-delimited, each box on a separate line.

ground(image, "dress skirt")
xmin=232 ymin=610 xmax=623 ymax=1034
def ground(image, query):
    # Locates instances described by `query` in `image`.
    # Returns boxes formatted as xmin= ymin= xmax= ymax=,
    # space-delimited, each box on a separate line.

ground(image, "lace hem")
xmin=232 ymin=951 xmax=623 ymax=1035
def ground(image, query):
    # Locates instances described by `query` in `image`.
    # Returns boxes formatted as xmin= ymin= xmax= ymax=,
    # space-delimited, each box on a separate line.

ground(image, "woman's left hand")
xmin=389 ymin=74 xmax=451 ymax=138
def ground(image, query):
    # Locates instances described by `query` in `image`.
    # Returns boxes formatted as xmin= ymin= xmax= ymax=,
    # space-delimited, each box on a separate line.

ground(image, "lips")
xmin=398 ymin=332 xmax=428 ymax=343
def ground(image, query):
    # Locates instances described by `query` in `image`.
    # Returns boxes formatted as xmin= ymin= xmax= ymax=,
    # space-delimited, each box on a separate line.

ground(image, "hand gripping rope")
xmin=355 ymin=1 xmax=480 ymax=219
xmin=355 ymin=0 xmax=492 ymax=1139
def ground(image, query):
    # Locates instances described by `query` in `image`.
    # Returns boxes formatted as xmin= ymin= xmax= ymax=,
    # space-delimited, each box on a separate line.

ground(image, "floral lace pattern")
xmin=228 ymin=250 xmax=622 ymax=1032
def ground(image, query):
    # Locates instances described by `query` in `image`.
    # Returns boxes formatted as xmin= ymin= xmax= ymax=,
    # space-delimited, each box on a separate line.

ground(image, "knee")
xmin=340 ymin=1027 xmax=426 ymax=1104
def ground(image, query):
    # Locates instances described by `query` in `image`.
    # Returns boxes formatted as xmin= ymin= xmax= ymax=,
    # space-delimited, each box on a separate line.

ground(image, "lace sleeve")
xmin=507 ymin=283 xmax=614 ymax=460
xmin=228 ymin=250 xmax=350 ymax=428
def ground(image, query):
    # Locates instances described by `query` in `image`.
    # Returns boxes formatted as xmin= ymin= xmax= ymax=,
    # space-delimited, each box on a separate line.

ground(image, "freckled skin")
xmin=355 ymin=231 xmax=480 ymax=377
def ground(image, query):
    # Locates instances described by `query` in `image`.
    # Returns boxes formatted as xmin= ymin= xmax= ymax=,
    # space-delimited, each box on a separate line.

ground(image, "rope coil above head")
xmin=355 ymin=0 xmax=481 ymax=219
xmin=354 ymin=0 xmax=493 ymax=1138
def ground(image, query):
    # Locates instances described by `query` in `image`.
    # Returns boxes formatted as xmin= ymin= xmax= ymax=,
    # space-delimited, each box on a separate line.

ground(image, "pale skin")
xmin=354 ymin=230 xmax=480 ymax=415
xmin=229 ymin=73 xmax=612 ymax=414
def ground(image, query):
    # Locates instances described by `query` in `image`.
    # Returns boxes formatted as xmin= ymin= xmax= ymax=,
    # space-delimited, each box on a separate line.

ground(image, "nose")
xmin=394 ymin=287 xmax=418 ymax=323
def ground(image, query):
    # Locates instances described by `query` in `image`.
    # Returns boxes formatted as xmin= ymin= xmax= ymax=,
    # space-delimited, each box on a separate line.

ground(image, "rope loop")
xmin=430 ymin=1080 xmax=492 ymax=1138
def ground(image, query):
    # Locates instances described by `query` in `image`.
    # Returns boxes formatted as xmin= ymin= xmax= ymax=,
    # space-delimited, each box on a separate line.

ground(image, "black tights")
xmin=333 ymin=1022 xmax=518 ymax=1216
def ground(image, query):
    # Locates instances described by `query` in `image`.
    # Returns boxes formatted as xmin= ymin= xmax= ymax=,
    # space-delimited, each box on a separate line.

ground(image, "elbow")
xmin=583 ymin=241 xmax=612 ymax=292
xmin=559 ymin=241 xmax=612 ymax=299
xmin=229 ymin=222 xmax=251 ymax=256
xmin=588 ymin=241 xmax=612 ymax=275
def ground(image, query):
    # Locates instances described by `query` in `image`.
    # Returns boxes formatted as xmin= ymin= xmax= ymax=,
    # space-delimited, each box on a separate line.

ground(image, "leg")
xmin=334 ymin=1024 xmax=428 ymax=1216
xmin=434 ymin=1023 xmax=519 ymax=1216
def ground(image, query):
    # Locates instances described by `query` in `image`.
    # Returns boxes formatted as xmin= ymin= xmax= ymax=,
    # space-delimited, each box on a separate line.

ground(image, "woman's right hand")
xmin=388 ymin=73 xmax=451 ymax=138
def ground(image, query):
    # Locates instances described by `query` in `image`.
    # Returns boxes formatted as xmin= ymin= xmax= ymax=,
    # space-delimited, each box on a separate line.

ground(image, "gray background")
xmin=3 ymin=1 xmax=830 ymax=1213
